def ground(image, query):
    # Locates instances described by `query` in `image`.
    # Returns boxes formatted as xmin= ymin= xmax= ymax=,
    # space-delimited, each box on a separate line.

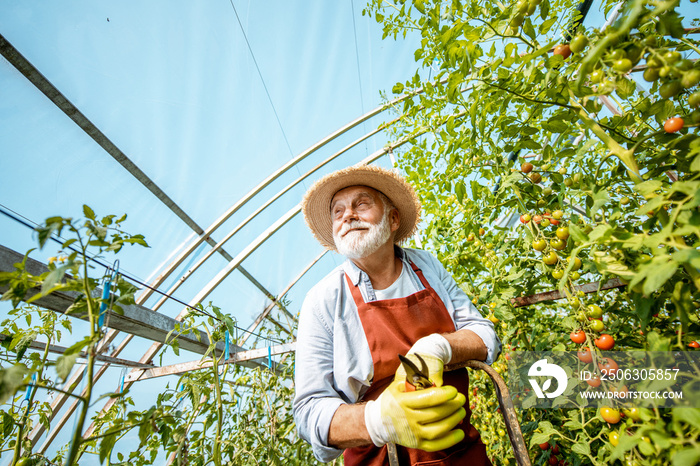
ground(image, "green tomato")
xmin=569 ymin=34 xmax=588 ymax=53
xmin=552 ymin=269 xmax=564 ymax=279
xmin=643 ymin=67 xmax=659 ymax=82
xmin=689 ymin=90 xmax=700 ymax=108
xmin=608 ymin=49 xmax=626 ymax=60
xmin=590 ymin=319 xmax=605 ymax=332
xmin=663 ymin=50 xmax=681 ymax=64
xmin=613 ymin=58 xmax=633 ymax=73
xmin=659 ymin=80 xmax=682 ymax=99
xmin=589 ymin=69 xmax=605 ymax=83
xmin=587 ymin=304 xmax=604 ymax=318
xmin=681 ymin=69 xmax=700 ymax=89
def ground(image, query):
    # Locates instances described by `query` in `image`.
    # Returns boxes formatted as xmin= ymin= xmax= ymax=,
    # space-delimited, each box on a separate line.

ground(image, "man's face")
xmin=330 ymin=186 xmax=395 ymax=259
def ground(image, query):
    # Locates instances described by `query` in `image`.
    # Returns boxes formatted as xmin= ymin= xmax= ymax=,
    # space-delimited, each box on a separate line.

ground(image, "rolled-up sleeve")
xmin=425 ymin=252 xmax=502 ymax=365
xmin=292 ymin=293 xmax=345 ymax=462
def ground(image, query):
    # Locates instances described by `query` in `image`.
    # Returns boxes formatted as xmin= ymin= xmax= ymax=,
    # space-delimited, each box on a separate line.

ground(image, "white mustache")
xmin=339 ymin=220 xmax=372 ymax=236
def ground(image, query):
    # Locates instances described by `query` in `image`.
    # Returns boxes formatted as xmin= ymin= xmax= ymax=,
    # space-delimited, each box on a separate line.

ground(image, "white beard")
xmin=334 ymin=210 xmax=392 ymax=260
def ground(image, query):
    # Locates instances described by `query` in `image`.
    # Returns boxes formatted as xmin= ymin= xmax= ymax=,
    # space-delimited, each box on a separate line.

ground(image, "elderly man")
xmin=293 ymin=165 xmax=500 ymax=465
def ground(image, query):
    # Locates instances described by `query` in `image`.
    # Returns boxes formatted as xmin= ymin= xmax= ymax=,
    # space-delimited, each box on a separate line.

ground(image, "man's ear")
xmin=390 ymin=208 xmax=400 ymax=232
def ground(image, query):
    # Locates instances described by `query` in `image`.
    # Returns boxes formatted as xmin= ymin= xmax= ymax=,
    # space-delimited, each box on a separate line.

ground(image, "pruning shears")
xmin=398 ymin=353 xmax=435 ymax=392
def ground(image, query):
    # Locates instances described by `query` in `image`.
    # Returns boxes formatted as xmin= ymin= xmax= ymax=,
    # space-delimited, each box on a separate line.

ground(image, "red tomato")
xmin=689 ymin=341 xmax=700 ymax=349
xmin=539 ymin=442 xmax=550 ymax=450
xmin=570 ymin=330 xmax=586 ymax=344
xmin=599 ymin=358 xmax=619 ymax=376
xmin=552 ymin=444 xmax=560 ymax=455
xmin=595 ymin=334 xmax=615 ymax=350
xmin=578 ymin=348 xmax=593 ymax=363
xmin=664 ymin=117 xmax=684 ymax=133
xmin=533 ymin=214 xmax=543 ymax=223
xmin=587 ymin=376 xmax=601 ymax=387
xmin=548 ymin=456 xmax=559 ymax=465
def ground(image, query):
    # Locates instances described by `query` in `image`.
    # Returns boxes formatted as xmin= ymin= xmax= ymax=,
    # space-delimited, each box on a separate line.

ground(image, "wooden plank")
xmin=510 ymin=278 xmax=626 ymax=308
xmin=125 ymin=342 xmax=296 ymax=382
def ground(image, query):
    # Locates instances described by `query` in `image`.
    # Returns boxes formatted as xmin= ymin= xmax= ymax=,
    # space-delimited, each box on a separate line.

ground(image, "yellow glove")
xmin=395 ymin=353 xmax=445 ymax=389
xmin=364 ymin=380 xmax=466 ymax=451
xmin=396 ymin=334 xmax=453 ymax=388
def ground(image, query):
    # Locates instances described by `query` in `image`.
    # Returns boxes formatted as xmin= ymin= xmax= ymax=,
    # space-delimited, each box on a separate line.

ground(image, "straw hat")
xmin=301 ymin=164 xmax=421 ymax=251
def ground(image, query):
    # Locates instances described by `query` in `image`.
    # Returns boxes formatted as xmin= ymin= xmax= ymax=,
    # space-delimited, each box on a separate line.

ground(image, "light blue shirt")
xmin=292 ymin=247 xmax=502 ymax=462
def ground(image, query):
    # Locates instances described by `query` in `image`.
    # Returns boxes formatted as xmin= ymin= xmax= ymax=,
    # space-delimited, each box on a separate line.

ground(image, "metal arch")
xmin=241 ymin=250 xmax=327 ymax=347
xmin=146 ymin=117 xmax=400 ymax=316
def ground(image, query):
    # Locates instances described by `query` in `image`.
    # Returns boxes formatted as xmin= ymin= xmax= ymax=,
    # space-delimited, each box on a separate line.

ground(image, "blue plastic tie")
xmin=224 ymin=330 xmax=230 ymax=361
xmin=98 ymin=280 xmax=112 ymax=328
xmin=267 ymin=345 xmax=272 ymax=369
xmin=24 ymin=372 xmax=37 ymax=402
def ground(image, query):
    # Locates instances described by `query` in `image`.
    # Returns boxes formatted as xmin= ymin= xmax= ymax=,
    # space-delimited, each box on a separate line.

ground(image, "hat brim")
xmin=301 ymin=164 xmax=421 ymax=251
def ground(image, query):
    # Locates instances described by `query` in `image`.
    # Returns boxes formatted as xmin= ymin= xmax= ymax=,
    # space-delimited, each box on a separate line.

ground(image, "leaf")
xmin=529 ymin=431 xmax=551 ymax=447
xmin=455 ymin=181 xmax=466 ymax=203
xmin=588 ymin=224 xmax=612 ymax=242
xmin=83 ymin=205 xmax=96 ymax=220
xmin=571 ymin=441 xmax=591 ymax=456
xmin=99 ymin=432 xmax=117 ymax=464
xmin=672 ymin=447 xmax=700 ymax=466
xmin=0 ymin=364 xmax=29 ymax=404
xmin=56 ymin=352 xmax=79 ymax=381
xmin=642 ymin=258 xmax=677 ymax=295
xmin=672 ymin=407 xmax=700 ymax=426
xmin=634 ymin=180 xmax=663 ymax=196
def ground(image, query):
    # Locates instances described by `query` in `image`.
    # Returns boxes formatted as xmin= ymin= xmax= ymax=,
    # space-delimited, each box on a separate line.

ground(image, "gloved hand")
xmin=364 ymin=381 xmax=466 ymax=451
xmin=395 ymin=334 xmax=453 ymax=388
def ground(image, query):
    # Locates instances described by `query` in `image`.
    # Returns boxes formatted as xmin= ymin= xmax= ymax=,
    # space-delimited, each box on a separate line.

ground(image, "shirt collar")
xmin=341 ymin=245 xmax=406 ymax=286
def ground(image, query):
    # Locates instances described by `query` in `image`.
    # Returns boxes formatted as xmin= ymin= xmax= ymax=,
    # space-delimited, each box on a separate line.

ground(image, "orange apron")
xmin=343 ymin=261 xmax=491 ymax=466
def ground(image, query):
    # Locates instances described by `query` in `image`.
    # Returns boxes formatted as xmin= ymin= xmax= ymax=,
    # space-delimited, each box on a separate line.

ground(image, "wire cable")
xmin=0 ymin=203 xmax=283 ymax=344
xmin=227 ymin=0 xmax=294 ymax=158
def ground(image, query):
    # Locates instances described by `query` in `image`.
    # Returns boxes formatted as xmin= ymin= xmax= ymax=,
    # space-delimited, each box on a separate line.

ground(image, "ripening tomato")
xmin=533 ymin=214 xmax=543 ymax=223
xmin=664 ymin=117 xmax=684 ymax=133
xmin=570 ymin=330 xmax=586 ymax=344
xmin=595 ymin=334 xmax=615 ymax=350
xmin=543 ymin=251 xmax=559 ymax=265
xmin=521 ymin=162 xmax=534 ymax=173
xmin=530 ymin=173 xmax=542 ymax=184
xmin=552 ymin=269 xmax=564 ymax=279
xmin=568 ymin=257 xmax=582 ymax=270
xmin=552 ymin=210 xmax=564 ymax=220
xmin=609 ymin=431 xmax=620 ymax=446
xmin=540 ymin=218 xmax=551 ymax=227
xmin=553 ymin=44 xmax=571 ymax=59
xmin=600 ymin=406 xmax=621 ymax=424
xmin=623 ymin=407 xmax=641 ymax=421
xmin=551 ymin=238 xmax=566 ymax=250
xmin=532 ymin=239 xmax=547 ymax=251
xmin=520 ymin=213 xmax=532 ymax=223
xmin=555 ymin=227 xmax=569 ymax=240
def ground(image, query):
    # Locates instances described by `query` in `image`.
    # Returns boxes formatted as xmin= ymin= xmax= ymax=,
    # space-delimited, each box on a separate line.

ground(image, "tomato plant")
xmin=367 ymin=0 xmax=700 ymax=463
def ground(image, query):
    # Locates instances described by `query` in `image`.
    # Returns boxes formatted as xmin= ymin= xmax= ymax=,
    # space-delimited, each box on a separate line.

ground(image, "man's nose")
xmin=341 ymin=207 xmax=359 ymax=222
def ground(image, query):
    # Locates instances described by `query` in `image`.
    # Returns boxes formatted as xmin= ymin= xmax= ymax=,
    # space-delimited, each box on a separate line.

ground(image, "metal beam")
xmin=241 ymin=250 xmax=327 ymax=346
xmin=124 ymin=342 xmax=296 ymax=382
xmin=0 ymin=33 xmax=202 ymax=239
xmin=0 ymin=334 xmax=154 ymax=369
